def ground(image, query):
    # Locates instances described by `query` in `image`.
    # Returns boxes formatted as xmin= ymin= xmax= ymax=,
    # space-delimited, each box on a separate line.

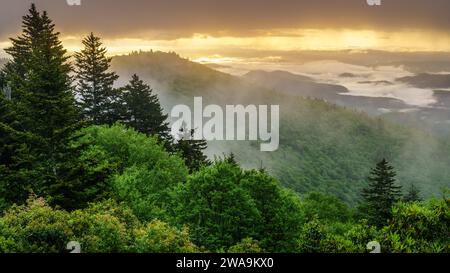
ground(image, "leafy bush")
xmin=67 ymin=200 xmax=138 ymax=252
xmin=228 ymin=238 xmax=263 ymax=253
xmin=133 ymin=220 xmax=198 ymax=253
xmin=379 ymin=198 xmax=450 ymax=253
xmin=0 ymin=196 xmax=70 ymax=253
xmin=324 ymin=220 xmax=379 ymax=253
xmin=0 ymin=196 xmax=197 ymax=253
xmin=73 ymin=124 xmax=188 ymax=221
xmin=240 ymin=169 xmax=304 ymax=252
xmin=174 ymin=161 xmax=304 ymax=252
xmin=174 ymin=161 xmax=260 ymax=250
xmin=301 ymin=192 xmax=352 ymax=223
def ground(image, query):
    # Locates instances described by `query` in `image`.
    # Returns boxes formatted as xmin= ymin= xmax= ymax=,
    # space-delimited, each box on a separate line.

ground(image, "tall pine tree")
xmin=122 ymin=74 xmax=171 ymax=140
xmin=2 ymin=4 xmax=80 ymax=202
xmin=361 ymin=159 xmax=402 ymax=227
xmin=74 ymin=33 xmax=119 ymax=125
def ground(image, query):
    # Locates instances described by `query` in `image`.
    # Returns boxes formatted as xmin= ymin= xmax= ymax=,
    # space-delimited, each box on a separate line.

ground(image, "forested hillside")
xmin=112 ymin=51 xmax=450 ymax=204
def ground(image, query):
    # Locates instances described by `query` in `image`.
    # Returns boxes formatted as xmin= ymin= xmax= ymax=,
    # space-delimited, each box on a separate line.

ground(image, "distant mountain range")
xmin=243 ymin=70 xmax=409 ymax=115
xmin=397 ymin=73 xmax=450 ymax=89
xmin=243 ymin=70 xmax=450 ymax=135
xmin=108 ymin=51 xmax=450 ymax=204
xmin=224 ymin=50 xmax=450 ymax=73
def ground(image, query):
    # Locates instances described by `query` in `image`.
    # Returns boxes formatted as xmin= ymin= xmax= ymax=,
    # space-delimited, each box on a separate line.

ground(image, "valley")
xmin=111 ymin=51 xmax=450 ymax=204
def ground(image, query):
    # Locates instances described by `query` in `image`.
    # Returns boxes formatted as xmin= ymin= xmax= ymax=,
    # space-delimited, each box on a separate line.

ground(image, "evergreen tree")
xmin=0 ymin=70 xmax=5 ymax=90
xmin=122 ymin=74 xmax=171 ymax=141
xmin=47 ymin=133 xmax=116 ymax=211
xmin=404 ymin=184 xmax=422 ymax=202
xmin=2 ymin=4 xmax=80 ymax=202
xmin=361 ymin=159 xmax=402 ymax=227
xmin=2 ymin=5 xmax=39 ymax=99
xmin=74 ymin=33 xmax=119 ymax=125
xmin=0 ymin=94 xmax=37 ymax=209
xmin=0 ymin=72 xmax=11 ymax=100
xmin=174 ymin=123 xmax=210 ymax=173
xmin=224 ymin=153 xmax=239 ymax=167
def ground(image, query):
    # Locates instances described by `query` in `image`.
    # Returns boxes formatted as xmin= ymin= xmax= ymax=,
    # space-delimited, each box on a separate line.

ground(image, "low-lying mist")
xmin=109 ymin=51 xmax=450 ymax=204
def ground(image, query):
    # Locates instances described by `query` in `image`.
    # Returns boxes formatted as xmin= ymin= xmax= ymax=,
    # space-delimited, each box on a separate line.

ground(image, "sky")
xmin=1 ymin=0 xmax=450 ymax=58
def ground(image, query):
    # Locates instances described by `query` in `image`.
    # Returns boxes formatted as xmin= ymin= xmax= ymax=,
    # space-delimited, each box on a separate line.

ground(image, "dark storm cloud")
xmin=1 ymin=0 xmax=449 ymax=39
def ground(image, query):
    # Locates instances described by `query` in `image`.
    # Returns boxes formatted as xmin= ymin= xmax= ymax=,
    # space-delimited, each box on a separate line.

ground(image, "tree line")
xmin=0 ymin=4 xmax=209 ymax=211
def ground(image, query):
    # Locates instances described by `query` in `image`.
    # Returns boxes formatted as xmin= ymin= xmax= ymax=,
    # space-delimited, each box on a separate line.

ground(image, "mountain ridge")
xmin=111 ymin=51 xmax=450 ymax=204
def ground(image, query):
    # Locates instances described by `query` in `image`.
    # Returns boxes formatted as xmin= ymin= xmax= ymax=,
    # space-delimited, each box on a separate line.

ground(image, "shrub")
xmin=228 ymin=238 xmax=263 ymax=253
xmin=379 ymin=199 xmax=450 ymax=253
xmin=133 ymin=220 xmax=198 ymax=253
xmin=74 ymin=124 xmax=188 ymax=221
xmin=0 ymin=196 xmax=198 ymax=253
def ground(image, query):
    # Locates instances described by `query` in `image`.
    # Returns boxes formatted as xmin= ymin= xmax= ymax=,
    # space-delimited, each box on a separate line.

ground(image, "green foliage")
xmin=174 ymin=125 xmax=210 ymax=173
xmin=47 ymin=132 xmax=117 ymax=210
xmin=228 ymin=238 xmax=263 ymax=253
xmin=174 ymin=161 xmax=260 ymax=250
xmin=174 ymin=161 xmax=303 ymax=252
xmin=361 ymin=159 xmax=402 ymax=227
xmin=304 ymin=198 xmax=450 ymax=253
xmin=0 ymin=4 xmax=80 ymax=208
xmin=0 ymin=196 xmax=71 ymax=253
xmin=297 ymin=219 xmax=379 ymax=253
xmin=112 ymin=51 xmax=450 ymax=205
xmin=74 ymin=33 xmax=120 ymax=125
xmin=74 ymin=124 xmax=188 ymax=220
xmin=0 ymin=70 xmax=5 ymax=90
xmin=379 ymin=198 xmax=450 ymax=253
xmin=112 ymin=166 xmax=180 ymax=221
xmin=239 ymin=169 xmax=304 ymax=252
xmin=66 ymin=200 xmax=137 ymax=252
xmin=74 ymin=124 xmax=184 ymax=173
xmin=0 ymin=5 xmax=449 ymax=255
xmin=325 ymin=221 xmax=379 ymax=253
xmin=404 ymin=184 xmax=423 ymax=202
xmin=0 ymin=196 xmax=198 ymax=253
xmin=0 ymin=95 xmax=38 ymax=210
xmin=4 ymin=3 xmax=80 ymax=157
xmin=301 ymin=192 xmax=352 ymax=223
xmin=121 ymin=74 xmax=171 ymax=141
xmin=132 ymin=220 xmax=198 ymax=253
xmin=297 ymin=219 xmax=328 ymax=253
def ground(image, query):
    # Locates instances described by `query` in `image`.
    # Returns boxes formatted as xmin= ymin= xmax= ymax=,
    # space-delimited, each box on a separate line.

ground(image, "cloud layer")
xmin=1 ymin=0 xmax=450 ymax=40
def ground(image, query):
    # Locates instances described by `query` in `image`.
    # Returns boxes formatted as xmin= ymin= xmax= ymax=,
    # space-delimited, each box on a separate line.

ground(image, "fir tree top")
xmin=74 ymin=32 xmax=119 ymax=125
xmin=361 ymin=158 xmax=402 ymax=227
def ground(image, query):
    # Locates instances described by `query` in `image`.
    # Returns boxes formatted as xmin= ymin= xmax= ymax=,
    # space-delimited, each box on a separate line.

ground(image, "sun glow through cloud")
xmin=1 ymin=29 xmax=449 ymax=60
xmin=57 ymin=29 xmax=450 ymax=57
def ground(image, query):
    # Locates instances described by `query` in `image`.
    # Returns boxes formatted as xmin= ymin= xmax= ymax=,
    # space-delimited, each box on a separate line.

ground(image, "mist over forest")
xmin=109 ymin=50 xmax=450 ymax=204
